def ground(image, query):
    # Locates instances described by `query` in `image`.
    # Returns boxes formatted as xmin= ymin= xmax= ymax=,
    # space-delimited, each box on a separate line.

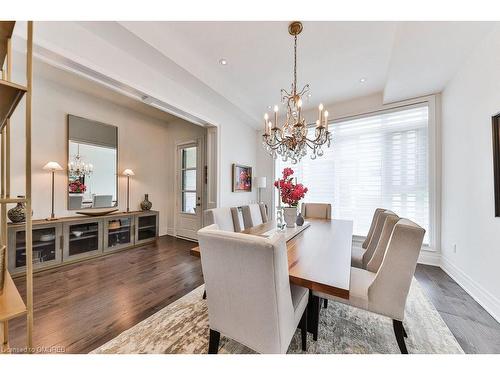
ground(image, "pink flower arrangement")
xmin=69 ymin=180 xmax=86 ymax=193
xmin=274 ymin=168 xmax=308 ymax=207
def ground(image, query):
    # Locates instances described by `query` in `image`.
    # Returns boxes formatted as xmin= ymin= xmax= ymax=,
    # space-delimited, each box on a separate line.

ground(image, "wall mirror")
xmin=67 ymin=115 xmax=118 ymax=210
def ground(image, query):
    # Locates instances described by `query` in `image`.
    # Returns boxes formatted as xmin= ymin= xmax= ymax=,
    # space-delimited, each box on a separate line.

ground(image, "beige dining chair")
xmin=313 ymin=218 xmax=425 ymax=353
xmin=351 ymin=210 xmax=398 ymax=269
xmin=198 ymin=224 xmax=309 ymax=354
xmin=361 ymin=208 xmax=385 ymax=249
xmin=230 ymin=207 xmax=244 ymax=232
xmin=241 ymin=203 xmax=268 ymax=229
xmin=301 ymin=203 xmax=332 ymax=219
xmin=204 ymin=207 xmax=238 ymax=232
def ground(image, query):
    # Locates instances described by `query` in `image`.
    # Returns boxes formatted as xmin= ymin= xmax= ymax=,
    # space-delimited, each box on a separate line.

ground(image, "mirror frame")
xmin=66 ymin=114 xmax=119 ymax=210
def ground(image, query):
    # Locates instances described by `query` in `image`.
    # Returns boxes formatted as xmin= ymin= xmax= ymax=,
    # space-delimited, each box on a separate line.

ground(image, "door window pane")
xmin=182 ymin=192 xmax=196 ymax=213
xmin=182 ymin=170 xmax=197 ymax=190
xmin=182 ymin=147 xmax=197 ymax=169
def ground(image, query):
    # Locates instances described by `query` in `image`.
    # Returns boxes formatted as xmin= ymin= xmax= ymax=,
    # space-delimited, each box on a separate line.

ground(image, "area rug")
xmin=92 ymin=280 xmax=463 ymax=354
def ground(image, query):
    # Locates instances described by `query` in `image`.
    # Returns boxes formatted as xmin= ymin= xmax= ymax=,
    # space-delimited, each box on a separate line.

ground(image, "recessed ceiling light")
xmin=359 ymin=77 xmax=367 ymax=83
xmin=219 ymin=58 xmax=228 ymax=66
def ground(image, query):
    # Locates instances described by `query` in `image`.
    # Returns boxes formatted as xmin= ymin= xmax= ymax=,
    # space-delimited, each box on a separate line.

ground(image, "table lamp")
xmin=43 ymin=161 xmax=63 ymax=220
xmin=122 ymin=169 xmax=135 ymax=212
xmin=255 ymin=176 xmax=267 ymax=204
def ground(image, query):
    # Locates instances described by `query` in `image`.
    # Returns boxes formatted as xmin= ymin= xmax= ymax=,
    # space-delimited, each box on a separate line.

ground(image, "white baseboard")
xmin=418 ymin=250 xmax=442 ymax=266
xmin=441 ymin=255 xmax=500 ymax=323
xmin=167 ymin=227 xmax=175 ymax=237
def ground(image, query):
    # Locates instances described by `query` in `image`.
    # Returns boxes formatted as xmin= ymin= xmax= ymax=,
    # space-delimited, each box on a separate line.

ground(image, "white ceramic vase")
xmin=283 ymin=206 xmax=298 ymax=228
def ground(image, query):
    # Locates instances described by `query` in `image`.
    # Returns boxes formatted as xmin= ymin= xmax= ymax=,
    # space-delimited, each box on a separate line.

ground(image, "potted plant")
xmin=274 ymin=168 xmax=308 ymax=227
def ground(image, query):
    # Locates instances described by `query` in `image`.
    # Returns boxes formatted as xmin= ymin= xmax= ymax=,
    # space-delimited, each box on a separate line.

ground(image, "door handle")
xmin=196 ymin=203 xmax=201 ymax=207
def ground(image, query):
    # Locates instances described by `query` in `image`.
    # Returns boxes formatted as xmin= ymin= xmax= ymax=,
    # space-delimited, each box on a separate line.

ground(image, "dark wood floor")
xmin=9 ymin=235 xmax=204 ymax=353
xmin=7 ymin=236 xmax=500 ymax=353
xmin=415 ymin=264 xmax=500 ymax=354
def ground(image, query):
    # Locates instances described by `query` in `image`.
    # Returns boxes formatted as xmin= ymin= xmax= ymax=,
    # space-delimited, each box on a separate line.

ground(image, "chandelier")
xmin=68 ymin=144 xmax=93 ymax=178
xmin=262 ymin=21 xmax=331 ymax=164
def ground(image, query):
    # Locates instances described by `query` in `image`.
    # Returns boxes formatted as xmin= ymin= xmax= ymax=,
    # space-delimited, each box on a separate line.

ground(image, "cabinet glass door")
xmin=10 ymin=225 xmax=62 ymax=274
xmin=105 ymin=217 xmax=133 ymax=251
xmin=66 ymin=221 xmax=101 ymax=259
xmin=137 ymin=215 xmax=157 ymax=243
xmin=15 ymin=228 xmax=56 ymax=267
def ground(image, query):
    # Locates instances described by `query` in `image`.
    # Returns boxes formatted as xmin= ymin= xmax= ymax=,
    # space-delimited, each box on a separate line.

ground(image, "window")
xmin=181 ymin=146 xmax=197 ymax=214
xmin=275 ymin=104 xmax=431 ymax=244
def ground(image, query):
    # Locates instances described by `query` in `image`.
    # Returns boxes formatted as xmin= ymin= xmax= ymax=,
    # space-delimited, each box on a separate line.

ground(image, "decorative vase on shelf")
xmin=8 ymin=196 xmax=27 ymax=223
xmin=296 ymin=211 xmax=304 ymax=226
xmin=140 ymin=194 xmax=152 ymax=211
xmin=283 ymin=206 xmax=298 ymax=228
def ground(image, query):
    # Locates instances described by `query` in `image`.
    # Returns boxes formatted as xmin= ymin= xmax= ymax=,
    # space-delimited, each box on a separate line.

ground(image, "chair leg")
xmin=392 ymin=320 xmax=408 ymax=354
xmin=402 ymin=324 xmax=408 ymax=338
xmin=208 ymin=329 xmax=220 ymax=354
xmin=307 ymin=293 xmax=321 ymax=341
xmin=299 ymin=307 xmax=308 ymax=351
xmin=323 ymin=299 xmax=328 ymax=309
xmin=202 ymin=289 xmax=207 ymax=299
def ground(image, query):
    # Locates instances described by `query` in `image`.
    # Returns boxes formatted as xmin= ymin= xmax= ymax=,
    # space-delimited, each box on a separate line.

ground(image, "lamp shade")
xmin=122 ymin=169 xmax=135 ymax=176
xmin=255 ymin=177 xmax=267 ymax=188
xmin=43 ymin=161 xmax=63 ymax=171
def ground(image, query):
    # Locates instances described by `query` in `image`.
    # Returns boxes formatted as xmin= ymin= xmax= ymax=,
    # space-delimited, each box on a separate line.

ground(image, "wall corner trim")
xmin=441 ymin=255 xmax=500 ymax=324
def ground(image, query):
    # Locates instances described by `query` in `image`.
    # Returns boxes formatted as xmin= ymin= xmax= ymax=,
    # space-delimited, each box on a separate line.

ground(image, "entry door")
xmin=175 ymin=140 xmax=203 ymax=240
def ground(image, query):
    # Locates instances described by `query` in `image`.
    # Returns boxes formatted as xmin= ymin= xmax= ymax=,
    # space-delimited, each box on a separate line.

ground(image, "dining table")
xmin=190 ymin=218 xmax=354 ymax=340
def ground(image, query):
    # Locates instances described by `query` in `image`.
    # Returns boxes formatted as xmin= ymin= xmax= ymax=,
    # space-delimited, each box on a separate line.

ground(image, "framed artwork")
xmin=232 ymin=163 xmax=252 ymax=192
xmin=492 ymin=113 xmax=500 ymax=216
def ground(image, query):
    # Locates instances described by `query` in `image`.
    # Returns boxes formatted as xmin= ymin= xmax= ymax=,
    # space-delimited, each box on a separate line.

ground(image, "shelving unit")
xmin=0 ymin=21 xmax=34 ymax=353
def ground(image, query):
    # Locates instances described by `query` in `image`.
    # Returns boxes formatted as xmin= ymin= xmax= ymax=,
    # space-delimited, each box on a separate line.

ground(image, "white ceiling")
xmin=117 ymin=21 xmax=496 ymax=128
xmin=17 ymin=21 xmax=497 ymax=130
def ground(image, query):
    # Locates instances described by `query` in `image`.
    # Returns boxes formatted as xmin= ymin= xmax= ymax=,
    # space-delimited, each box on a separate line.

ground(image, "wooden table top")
xmin=191 ymin=218 xmax=353 ymax=299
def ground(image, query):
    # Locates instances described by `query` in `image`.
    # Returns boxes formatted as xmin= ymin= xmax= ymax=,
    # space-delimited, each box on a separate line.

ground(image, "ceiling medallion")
xmin=262 ymin=21 xmax=331 ymax=164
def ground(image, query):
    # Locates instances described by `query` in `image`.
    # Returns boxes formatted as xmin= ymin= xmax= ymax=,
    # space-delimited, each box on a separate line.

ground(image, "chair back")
xmin=241 ymin=203 xmax=267 ymax=229
xmin=68 ymin=195 xmax=83 ymax=210
xmin=198 ymin=224 xmax=295 ymax=353
xmin=366 ymin=213 xmax=399 ymax=273
xmin=362 ymin=210 xmax=396 ymax=268
xmin=367 ymin=218 xmax=425 ymax=321
xmin=301 ymin=203 xmax=331 ymax=219
xmin=362 ymin=208 xmax=385 ymax=249
xmin=93 ymin=194 xmax=113 ymax=208
xmin=204 ymin=207 xmax=237 ymax=232
xmin=230 ymin=207 xmax=244 ymax=232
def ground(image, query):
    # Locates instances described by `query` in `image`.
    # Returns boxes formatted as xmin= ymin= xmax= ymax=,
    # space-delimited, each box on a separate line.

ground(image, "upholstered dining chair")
xmin=351 ymin=210 xmax=398 ymax=269
xmin=301 ymin=203 xmax=332 ymax=219
xmin=241 ymin=203 xmax=268 ymax=229
xmin=204 ymin=207 xmax=238 ymax=232
xmin=198 ymin=224 xmax=309 ymax=354
xmin=361 ymin=208 xmax=385 ymax=250
xmin=313 ymin=218 xmax=425 ymax=353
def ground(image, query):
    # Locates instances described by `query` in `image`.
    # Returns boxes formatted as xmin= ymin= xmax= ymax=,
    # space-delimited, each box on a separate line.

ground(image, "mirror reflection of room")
xmin=67 ymin=115 xmax=118 ymax=209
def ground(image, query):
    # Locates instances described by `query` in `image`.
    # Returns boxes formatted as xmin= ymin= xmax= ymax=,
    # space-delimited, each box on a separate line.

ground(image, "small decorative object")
xmin=276 ymin=207 xmax=285 ymax=230
xmin=274 ymin=168 xmax=308 ymax=228
xmin=108 ymin=220 xmax=121 ymax=230
xmin=76 ymin=208 xmax=118 ymax=216
xmin=69 ymin=180 xmax=87 ymax=193
xmin=122 ymin=169 xmax=135 ymax=212
xmin=43 ymin=161 xmax=64 ymax=221
xmin=232 ymin=164 xmax=252 ymax=192
xmin=8 ymin=196 xmax=27 ymax=223
xmin=40 ymin=234 xmax=56 ymax=242
xmin=72 ymin=231 xmax=83 ymax=237
xmin=140 ymin=194 xmax=152 ymax=211
xmin=296 ymin=212 xmax=305 ymax=226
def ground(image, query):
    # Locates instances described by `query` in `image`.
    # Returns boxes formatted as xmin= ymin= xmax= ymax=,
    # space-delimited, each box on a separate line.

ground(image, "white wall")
xmin=441 ymin=25 xmax=500 ymax=321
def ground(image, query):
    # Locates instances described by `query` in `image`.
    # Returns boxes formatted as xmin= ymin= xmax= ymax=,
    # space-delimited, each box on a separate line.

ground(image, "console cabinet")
xmin=7 ymin=210 xmax=158 ymax=276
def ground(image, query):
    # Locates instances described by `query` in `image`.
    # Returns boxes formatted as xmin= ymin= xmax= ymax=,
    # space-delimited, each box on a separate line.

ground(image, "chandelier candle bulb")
xmin=324 ymin=110 xmax=329 ymax=128
xmin=318 ymin=103 xmax=324 ymax=122
xmin=264 ymin=113 xmax=269 ymax=134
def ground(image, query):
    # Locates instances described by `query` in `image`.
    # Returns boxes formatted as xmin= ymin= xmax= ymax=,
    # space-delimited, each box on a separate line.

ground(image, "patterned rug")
xmin=92 ymin=280 xmax=463 ymax=354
